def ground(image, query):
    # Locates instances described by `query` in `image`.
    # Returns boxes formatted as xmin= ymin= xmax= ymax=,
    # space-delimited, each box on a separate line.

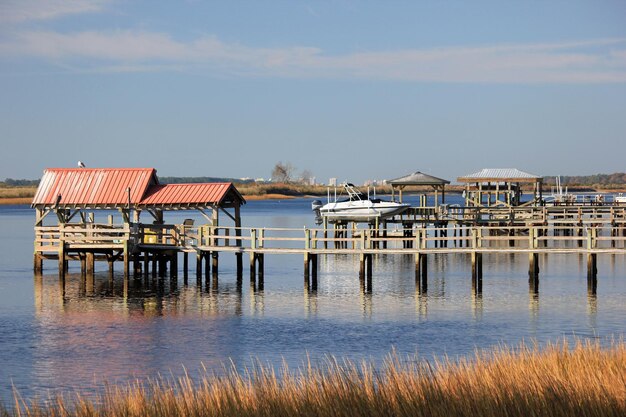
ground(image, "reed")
xmin=2 ymin=340 xmax=625 ymax=417
xmin=234 ymin=182 xmax=404 ymax=198
xmin=0 ymin=186 xmax=37 ymax=199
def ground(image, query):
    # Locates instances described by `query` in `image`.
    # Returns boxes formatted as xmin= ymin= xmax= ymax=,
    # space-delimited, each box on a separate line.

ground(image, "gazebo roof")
xmin=388 ymin=171 xmax=450 ymax=186
xmin=457 ymin=168 xmax=542 ymax=183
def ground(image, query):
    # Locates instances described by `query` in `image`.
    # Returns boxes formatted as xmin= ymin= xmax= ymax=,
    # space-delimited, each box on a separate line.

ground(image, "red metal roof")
xmin=139 ymin=183 xmax=245 ymax=207
xmin=32 ymin=168 xmax=158 ymax=208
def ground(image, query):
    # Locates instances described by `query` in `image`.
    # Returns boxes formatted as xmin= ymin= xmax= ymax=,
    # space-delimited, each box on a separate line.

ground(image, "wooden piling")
xmin=529 ymin=252 xmax=539 ymax=278
xmin=80 ymin=252 xmax=86 ymax=276
xmin=471 ymin=252 xmax=482 ymax=287
xmin=587 ymin=255 xmax=597 ymax=295
xmin=415 ymin=253 xmax=427 ymax=294
xmin=204 ymin=252 xmax=211 ymax=281
xmin=86 ymin=252 xmax=94 ymax=275
xmin=170 ymin=252 xmax=178 ymax=278
xmin=183 ymin=252 xmax=189 ymax=284
xmin=236 ymin=253 xmax=243 ymax=278
xmin=34 ymin=253 xmax=43 ymax=274
xmin=304 ymin=252 xmax=318 ymax=291
xmin=58 ymin=241 xmax=67 ymax=276
xmin=587 ymin=253 xmax=597 ymax=280
xmin=144 ymin=251 xmax=150 ymax=279
xmin=212 ymin=252 xmax=219 ymax=275
xmin=196 ymin=251 xmax=202 ymax=279
xmin=359 ymin=253 xmax=373 ymax=292
xmin=123 ymin=241 xmax=130 ymax=278
xmin=529 ymin=253 xmax=539 ymax=294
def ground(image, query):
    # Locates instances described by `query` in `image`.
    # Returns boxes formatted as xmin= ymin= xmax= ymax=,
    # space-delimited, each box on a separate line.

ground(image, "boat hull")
xmin=319 ymin=201 xmax=409 ymax=222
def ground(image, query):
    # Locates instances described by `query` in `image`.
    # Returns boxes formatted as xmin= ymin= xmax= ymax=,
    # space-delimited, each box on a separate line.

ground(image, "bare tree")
xmin=299 ymin=169 xmax=314 ymax=185
xmin=271 ymin=161 xmax=295 ymax=183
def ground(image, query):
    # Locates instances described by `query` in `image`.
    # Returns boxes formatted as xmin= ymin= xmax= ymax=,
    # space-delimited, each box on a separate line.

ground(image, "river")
xmin=0 ymin=198 xmax=625 ymax=402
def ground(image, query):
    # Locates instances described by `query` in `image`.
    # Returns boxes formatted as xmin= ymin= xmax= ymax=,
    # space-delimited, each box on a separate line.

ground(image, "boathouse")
xmin=32 ymin=167 xmax=245 ymax=276
xmin=457 ymin=168 xmax=543 ymax=208
xmin=388 ymin=171 xmax=450 ymax=207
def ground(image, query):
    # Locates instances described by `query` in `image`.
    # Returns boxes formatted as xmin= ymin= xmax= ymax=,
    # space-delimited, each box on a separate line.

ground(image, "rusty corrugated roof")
xmin=32 ymin=168 xmax=158 ymax=208
xmin=139 ymin=183 xmax=245 ymax=207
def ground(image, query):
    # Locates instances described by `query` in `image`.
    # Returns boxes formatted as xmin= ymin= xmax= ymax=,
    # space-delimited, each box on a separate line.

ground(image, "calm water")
xmin=1 ymin=198 xmax=625 ymax=403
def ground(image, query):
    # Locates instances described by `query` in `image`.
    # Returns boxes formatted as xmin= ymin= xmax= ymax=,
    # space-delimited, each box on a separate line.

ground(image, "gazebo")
xmin=388 ymin=171 xmax=450 ymax=207
xmin=457 ymin=168 xmax=543 ymax=208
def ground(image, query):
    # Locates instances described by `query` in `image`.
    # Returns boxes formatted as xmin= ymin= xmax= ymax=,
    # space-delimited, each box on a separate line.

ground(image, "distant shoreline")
xmin=2 ymin=185 xmax=626 ymax=206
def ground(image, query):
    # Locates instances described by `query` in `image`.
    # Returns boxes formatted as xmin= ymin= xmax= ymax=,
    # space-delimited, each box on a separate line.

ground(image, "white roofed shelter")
xmin=457 ymin=168 xmax=543 ymax=208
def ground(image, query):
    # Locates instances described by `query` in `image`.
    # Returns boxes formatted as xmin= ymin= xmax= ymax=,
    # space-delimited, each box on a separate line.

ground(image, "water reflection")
xmin=19 ymin=247 xmax=626 ymax=402
xmin=471 ymin=291 xmax=483 ymax=321
xmin=303 ymin=285 xmax=318 ymax=318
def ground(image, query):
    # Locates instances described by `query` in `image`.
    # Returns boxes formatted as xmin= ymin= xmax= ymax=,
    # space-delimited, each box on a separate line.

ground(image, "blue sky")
xmin=1 ymin=1 xmax=625 ymax=184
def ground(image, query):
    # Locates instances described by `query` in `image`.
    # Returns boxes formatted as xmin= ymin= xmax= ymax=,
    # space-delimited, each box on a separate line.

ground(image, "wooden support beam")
xmin=58 ymin=242 xmax=66 ymax=277
xmin=257 ymin=254 xmax=264 ymax=291
xmin=123 ymin=240 xmax=130 ymax=278
xmin=236 ymin=253 xmax=243 ymax=278
xmin=183 ymin=252 xmax=189 ymax=285
xmin=204 ymin=252 xmax=211 ymax=283
xmin=366 ymin=254 xmax=372 ymax=293
xmin=34 ymin=253 xmax=43 ymax=274
xmin=212 ymin=252 xmax=219 ymax=275
xmin=108 ymin=253 xmax=114 ymax=274
xmin=418 ymin=253 xmax=427 ymax=294
xmin=144 ymin=251 xmax=149 ymax=279
xmin=471 ymin=252 xmax=482 ymax=293
xmin=250 ymin=252 xmax=256 ymax=281
xmin=587 ymin=253 xmax=597 ymax=280
xmin=80 ymin=252 xmax=86 ymax=276
xmin=587 ymin=255 xmax=597 ymax=295
xmin=196 ymin=251 xmax=202 ymax=280
xmin=170 ymin=252 xmax=178 ymax=279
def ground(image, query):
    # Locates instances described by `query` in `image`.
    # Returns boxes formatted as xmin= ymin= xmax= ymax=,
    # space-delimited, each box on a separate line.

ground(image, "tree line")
xmin=542 ymin=173 xmax=626 ymax=186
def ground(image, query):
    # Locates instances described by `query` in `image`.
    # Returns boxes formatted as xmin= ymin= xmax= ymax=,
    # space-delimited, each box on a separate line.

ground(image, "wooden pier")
xmin=30 ymin=167 xmax=626 ymax=297
xmin=34 ymin=204 xmax=626 ymax=296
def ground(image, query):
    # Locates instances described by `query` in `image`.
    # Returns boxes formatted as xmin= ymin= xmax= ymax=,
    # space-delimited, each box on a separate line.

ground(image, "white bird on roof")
xmin=78 ymin=161 xmax=86 ymax=168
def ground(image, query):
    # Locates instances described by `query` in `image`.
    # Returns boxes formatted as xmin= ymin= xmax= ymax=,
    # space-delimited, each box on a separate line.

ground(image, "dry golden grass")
xmin=235 ymin=182 xmax=331 ymax=198
xmin=0 ymin=186 xmax=36 ymax=199
xmin=3 ymin=340 xmax=625 ymax=417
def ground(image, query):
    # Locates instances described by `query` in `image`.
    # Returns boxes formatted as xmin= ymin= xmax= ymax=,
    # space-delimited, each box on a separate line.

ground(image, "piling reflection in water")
xmin=34 ymin=248 xmax=618 ymax=323
xmin=25 ymin=247 xmax=625 ymax=402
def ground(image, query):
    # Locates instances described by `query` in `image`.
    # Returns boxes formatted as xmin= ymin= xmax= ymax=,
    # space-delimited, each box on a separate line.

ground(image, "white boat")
xmin=615 ymin=193 xmax=626 ymax=204
xmin=549 ymin=176 xmax=577 ymax=205
xmin=312 ymin=183 xmax=410 ymax=224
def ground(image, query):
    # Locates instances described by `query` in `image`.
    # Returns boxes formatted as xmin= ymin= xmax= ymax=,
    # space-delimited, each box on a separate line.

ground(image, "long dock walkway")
xmin=34 ymin=203 xmax=626 ymax=296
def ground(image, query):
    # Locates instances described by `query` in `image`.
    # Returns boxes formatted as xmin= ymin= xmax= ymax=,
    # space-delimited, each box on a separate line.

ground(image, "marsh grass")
xmin=2 ymin=340 xmax=624 ymax=417
xmin=0 ymin=186 xmax=37 ymax=199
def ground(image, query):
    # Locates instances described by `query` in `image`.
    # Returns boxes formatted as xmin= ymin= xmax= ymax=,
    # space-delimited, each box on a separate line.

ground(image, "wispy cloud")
xmin=1 ymin=28 xmax=626 ymax=83
xmin=0 ymin=0 xmax=110 ymax=23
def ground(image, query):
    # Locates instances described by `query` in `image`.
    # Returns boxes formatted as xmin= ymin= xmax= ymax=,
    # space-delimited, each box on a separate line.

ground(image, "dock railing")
xmin=35 ymin=223 xmax=130 ymax=252
xmin=35 ymin=216 xmax=626 ymax=255
xmin=174 ymin=223 xmax=626 ymax=253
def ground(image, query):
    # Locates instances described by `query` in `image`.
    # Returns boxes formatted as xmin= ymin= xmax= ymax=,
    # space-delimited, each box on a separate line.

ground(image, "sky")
xmin=1 ymin=0 xmax=626 ymax=184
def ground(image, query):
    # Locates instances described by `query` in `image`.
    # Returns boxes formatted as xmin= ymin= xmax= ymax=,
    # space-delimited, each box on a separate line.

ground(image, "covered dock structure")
xmin=32 ymin=167 xmax=245 ymax=278
xmin=388 ymin=171 xmax=450 ymax=207
xmin=457 ymin=168 xmax=543 ymax=208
